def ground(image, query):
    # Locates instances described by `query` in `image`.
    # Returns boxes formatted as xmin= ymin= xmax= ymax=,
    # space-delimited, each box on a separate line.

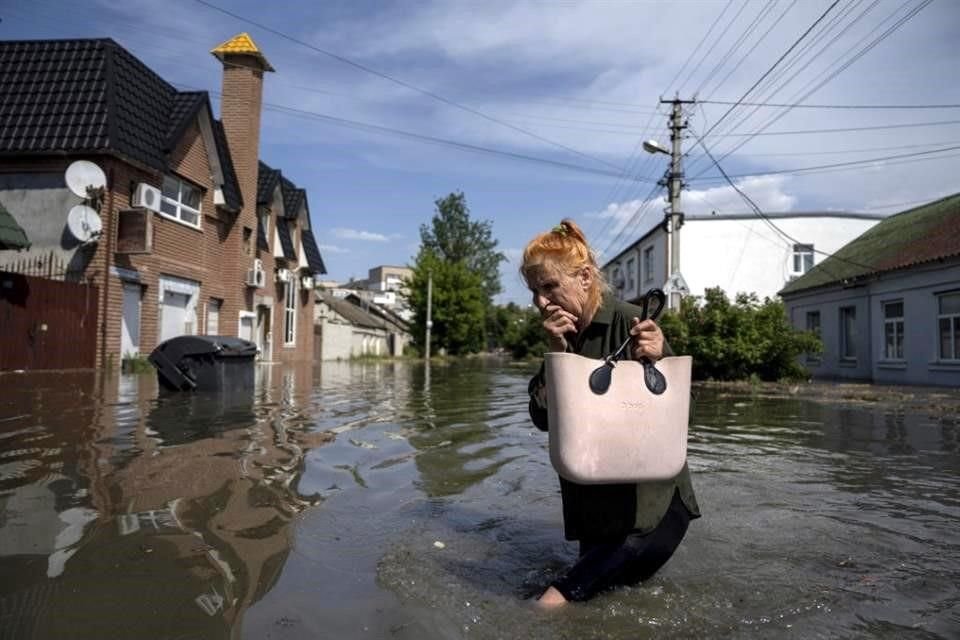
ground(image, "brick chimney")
xmin=211 ymin=32 xmax=274 ymax=225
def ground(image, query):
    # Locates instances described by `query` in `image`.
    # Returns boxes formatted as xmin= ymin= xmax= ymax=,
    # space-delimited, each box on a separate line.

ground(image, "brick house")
xmin=0 ymin=34 xmax=325 ymax=370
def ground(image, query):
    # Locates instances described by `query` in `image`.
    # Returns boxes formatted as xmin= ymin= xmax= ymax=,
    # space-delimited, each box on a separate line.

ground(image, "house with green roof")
xmin=779 ymin=193 xmax=960 ymax=387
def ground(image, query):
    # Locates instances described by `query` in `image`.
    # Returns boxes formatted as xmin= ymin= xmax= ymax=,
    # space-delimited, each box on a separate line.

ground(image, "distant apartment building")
xmin=341 ymin=265 xmax=413 ymax=321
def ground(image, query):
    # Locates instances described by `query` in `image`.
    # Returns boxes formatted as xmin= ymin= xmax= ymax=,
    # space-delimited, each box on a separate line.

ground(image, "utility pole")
xmin=659 ymin=96 xmax=694 ymax=310
xmin=424 ymin=271 xmax=432 ymax=360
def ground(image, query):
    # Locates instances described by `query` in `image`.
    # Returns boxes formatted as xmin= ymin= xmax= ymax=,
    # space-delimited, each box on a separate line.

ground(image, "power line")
xmin=688 ymin=144 xmax=960 ymax=183
xmin=663 ymin=0 xmax=733 ymax=97
xmin=688 ymin=128 xmax=878 ymax=277
xmin=172 ymin=83 xmax=655 ymax=184
xmin=692 ymin=0 xmax=934 ymax=179
xmin=700 ymin=0 xmax=842 ymax=140
xmin=713 ymin=118 xmax=960 ymax=136
xmin=700 ymin=0 xmax=801 ymax=101
xmin=693 ymin=0 xmax=778 ymax=97
xmin=192 ymin=0 xmax=626 ymax=174
xmin=700 ymin=99 xmax=960 ymax=109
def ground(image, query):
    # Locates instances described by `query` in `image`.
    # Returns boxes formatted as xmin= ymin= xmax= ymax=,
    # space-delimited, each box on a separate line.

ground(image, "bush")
xmin=658 ymin=288 xmax=821 ymax=381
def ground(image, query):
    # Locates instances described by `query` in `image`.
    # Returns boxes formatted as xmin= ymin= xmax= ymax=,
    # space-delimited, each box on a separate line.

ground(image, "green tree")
xmin=419 ymin=192 xmax=505 ymax=300
xmin=658 ymin=288 xmax=822 ymax=381
xmin=406 ymin=250 xmax=487 ymax=356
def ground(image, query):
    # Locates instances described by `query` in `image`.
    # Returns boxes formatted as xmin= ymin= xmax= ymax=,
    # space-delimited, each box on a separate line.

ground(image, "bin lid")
xmin=154 ymin=335 xmax=258 ymax=359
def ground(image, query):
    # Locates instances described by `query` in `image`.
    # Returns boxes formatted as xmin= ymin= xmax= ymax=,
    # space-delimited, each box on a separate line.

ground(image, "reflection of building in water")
xmin=0 ymin=364 xmax=328 ymax=638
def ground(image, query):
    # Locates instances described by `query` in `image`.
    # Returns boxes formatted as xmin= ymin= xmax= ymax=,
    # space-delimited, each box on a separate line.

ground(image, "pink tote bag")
xmin=545 ymin=352 xmax=692 ymax=484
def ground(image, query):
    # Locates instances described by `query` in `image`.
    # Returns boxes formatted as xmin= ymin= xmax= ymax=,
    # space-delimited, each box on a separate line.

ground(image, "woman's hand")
xmin=542 ymin=304 xmax=578 ymax=352
xmin=629 ymin=317 xmax=664 ymax=361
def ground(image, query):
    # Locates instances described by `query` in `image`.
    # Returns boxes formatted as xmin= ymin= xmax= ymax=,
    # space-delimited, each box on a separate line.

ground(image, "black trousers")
xmin=551 ymin=489 xmax=692 ymax=602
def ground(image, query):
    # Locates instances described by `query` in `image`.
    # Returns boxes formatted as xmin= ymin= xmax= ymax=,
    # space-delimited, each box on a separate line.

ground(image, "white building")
xmin=601 ymin=211 xmax=885 ymax=304
xmin=340 ymin=265 xmax=413 ymax=321
xmin=780 ymin=194 xmax=960 ymax=387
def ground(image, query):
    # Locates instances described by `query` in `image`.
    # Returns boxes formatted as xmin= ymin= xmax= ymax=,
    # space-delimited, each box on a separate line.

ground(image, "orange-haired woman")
xmin=521 ymin=219 xmax=700 ymax=608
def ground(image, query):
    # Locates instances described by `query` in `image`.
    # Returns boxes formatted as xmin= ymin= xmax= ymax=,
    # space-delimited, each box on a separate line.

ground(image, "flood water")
xmin=1 ymin=359 xmax=958 ymax=639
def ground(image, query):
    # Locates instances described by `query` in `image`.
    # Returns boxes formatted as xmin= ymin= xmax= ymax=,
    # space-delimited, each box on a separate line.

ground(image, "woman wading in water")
xmin=521 ymin=219 xmax=700 ymax=608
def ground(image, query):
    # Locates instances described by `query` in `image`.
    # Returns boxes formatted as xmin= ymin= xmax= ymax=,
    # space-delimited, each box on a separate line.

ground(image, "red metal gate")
xmin=0 ymin=271 xmax=99 ymax=370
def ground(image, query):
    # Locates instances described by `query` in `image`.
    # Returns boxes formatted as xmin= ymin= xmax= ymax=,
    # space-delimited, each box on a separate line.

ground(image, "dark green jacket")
xmin=529 ymin=293 xmax=700 ymax=540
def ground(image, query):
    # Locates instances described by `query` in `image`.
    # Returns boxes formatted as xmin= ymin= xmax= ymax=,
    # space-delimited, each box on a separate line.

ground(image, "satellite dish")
xmin=65 ymin=160 xmax=107 ymax=198
xmin=67 ymin=204 xmax=103 ymax=242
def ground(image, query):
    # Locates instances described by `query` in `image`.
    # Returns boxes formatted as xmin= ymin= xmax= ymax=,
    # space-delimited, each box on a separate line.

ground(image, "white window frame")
xmin=882 ymin=300 xmax=904 ymax=361
xmin=839 ymin=306 xmax=857 ymax=362
xmin=160 ymin=175 xmax=202 ymax=228
xmin=643 ymin=246 xmax=654 ymax=283
xmin=937 ymin=292 xmax=960 ymax=362
xmin=791 ymin=243 xmax=814 ymax=276
xmin=284 ymin=281 xmax=297 ymax=346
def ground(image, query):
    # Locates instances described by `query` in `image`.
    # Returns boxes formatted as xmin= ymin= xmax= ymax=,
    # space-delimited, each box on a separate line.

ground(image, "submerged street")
xmin=1 ymin=360 xmax=957 ymax=639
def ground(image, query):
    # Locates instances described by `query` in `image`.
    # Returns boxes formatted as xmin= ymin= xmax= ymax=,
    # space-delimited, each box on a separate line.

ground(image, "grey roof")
xmin=0 ymin=38 xmax=243 ymax=211
xmin=321 ymin=291 xmax=387 ymax=330
xmin=257 ymin=160 xmax=281 ymax=204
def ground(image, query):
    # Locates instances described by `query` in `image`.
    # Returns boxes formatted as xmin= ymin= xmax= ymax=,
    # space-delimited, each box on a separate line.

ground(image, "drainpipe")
xmin=99 ymin=167 xmax=115 ymax=371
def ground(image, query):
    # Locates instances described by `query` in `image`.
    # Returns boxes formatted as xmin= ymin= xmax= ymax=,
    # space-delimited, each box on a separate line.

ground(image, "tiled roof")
xmin=275 ymin=217 xmax=296 ymax=260
xmin=0 ymin=38 xmax=242 ymax=210
xmin=210 ymin=33 xmax=274 ymax=72
xmin=165 ymin=92 xmax=206 ymax=152
xmin=211 ymin=119 xmax=243 ymax=211
xmin=257 ymin=161 xmax=281 ymax=204
xmin=780 ymin=193 xmax=960 ymax=295
xmin=321 ymin=291 xmax=387 ymax=330
xmin=300 ymin=226 xmax=327 ymax=275
xmin=258 ymin=161 xmax=326 ymax=274
xmin=280 ymin=176 xmax=304 ymax=219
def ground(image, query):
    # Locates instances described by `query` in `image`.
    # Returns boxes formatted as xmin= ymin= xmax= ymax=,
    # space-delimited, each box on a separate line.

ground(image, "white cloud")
xmin=590 ymin=175 xmax=797 ymax=257
xmin=319 ymin=244 xmax=349 ymax=254
xmin=332 ymin=228 xmax=390 ymax=242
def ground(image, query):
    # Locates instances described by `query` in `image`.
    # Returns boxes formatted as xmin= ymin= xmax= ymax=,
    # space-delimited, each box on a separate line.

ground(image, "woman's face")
xmin=527 ymin=260 xmax=591 ymax=321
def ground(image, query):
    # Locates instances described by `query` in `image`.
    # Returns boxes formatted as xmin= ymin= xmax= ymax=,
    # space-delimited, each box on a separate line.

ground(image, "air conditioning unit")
xmin=132 ymin=183 xmax=162 ymax=212
xmin=245 ymin=266 xmax=265 ymax=288
xmin=276 ymin=268 xmax=292 ymax=283
xmin=300 ymin=275 xmax=314 ymax=290
xmin=253 ymin=258 xmax=263 ymax=272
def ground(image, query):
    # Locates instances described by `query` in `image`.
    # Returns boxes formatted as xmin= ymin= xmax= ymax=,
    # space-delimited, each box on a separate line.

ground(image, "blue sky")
xmin=5 ymin=0 xmax=960 ymax=304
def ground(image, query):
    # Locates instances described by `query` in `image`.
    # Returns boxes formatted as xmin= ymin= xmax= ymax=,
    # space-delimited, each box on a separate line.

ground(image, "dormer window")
xmin=160 ymin=175 xmax=202 ymax=227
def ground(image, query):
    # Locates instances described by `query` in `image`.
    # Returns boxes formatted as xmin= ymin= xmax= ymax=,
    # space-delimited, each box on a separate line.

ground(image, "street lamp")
xmin=642 ymin=139 xmax=670 ymax=156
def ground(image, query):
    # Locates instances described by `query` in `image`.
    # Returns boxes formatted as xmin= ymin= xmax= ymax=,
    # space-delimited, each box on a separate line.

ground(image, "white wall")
xmin=681 ymin=216 xmax=881 ymax=300
xmin=604 ymin=215 xmax=881 ymax=301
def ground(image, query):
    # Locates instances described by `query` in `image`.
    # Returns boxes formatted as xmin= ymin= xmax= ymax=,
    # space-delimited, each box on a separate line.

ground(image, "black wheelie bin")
xmin=149 ymin=336 xmax=258 ymax=392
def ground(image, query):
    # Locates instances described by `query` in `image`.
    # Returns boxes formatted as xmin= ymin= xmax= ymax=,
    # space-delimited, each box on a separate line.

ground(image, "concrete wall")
xmin=784 ymin=260 xmax=960 ymax=387
xmin=682 ymin=216 xmax=880 ymax=300
xmin=0 ymin=172 xmax=91 ymax=277
xmin=603 ymin=215 xmax=881 ymax=302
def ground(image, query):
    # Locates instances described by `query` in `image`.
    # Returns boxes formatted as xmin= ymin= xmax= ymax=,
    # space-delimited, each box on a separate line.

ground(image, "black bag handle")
xmin=588 ymin=288 xmax=668 ymax=396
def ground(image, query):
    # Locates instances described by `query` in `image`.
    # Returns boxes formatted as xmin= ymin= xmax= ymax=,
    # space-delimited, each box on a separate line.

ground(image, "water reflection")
xmin=1 ymin=364 xmax=959 ymax=639
xmin=0 ymin=364 xmax=326 ymax=639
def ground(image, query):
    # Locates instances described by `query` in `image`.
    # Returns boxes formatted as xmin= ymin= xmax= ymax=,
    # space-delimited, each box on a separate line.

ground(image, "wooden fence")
xmin=0 ymin=271 xmax=99 ymax=370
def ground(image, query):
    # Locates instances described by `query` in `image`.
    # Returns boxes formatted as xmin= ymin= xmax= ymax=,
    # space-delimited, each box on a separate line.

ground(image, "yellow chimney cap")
xmin=211 ymin=32 xmax=275 ymax=72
